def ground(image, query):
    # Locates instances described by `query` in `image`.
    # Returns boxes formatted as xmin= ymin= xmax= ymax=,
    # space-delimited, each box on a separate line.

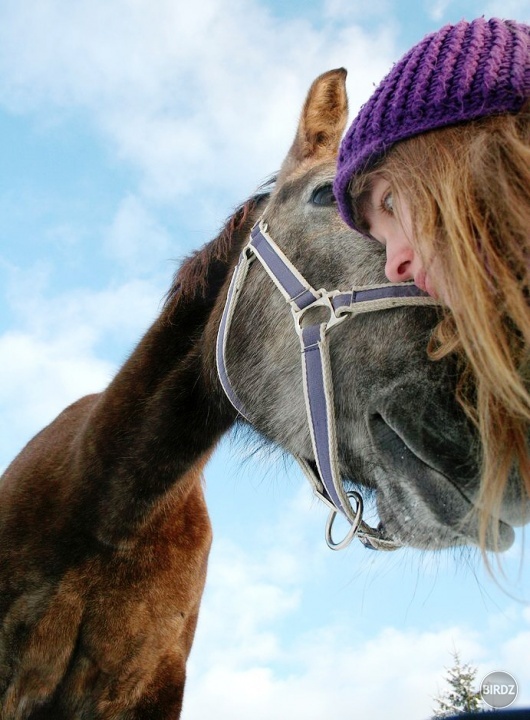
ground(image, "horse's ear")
xmin=279 ymin=68 xmax=348 ymax=178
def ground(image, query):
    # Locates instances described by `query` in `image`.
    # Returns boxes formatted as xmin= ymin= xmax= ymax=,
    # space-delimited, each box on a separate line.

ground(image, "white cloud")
xmin=5 ymin=267 xmax=163 ymax=345
xmin=499 ymin=627 xmax=530 ymax=704
xmin=181 ymin=482 xmax=530 ymax=720
xmin=0 ymin=0 xmax=397 ymax=203
xmin=427 ymin=0 xmax=455 ymax=21
xmin=0 ymin=266 xmax=166 ymax=465
xmin=0 ymin=329 xmax=111 ymax=465
xmin=183 ymin=533 xmax=521 ymax=720
xmin=104 ymin=194 xmax=173 ymax=272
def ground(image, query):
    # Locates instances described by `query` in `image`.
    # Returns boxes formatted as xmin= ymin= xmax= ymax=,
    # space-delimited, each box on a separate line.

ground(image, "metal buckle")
xmin=291 ymin=290 xmax=348 ymax=338
xmin=325 ymin=490 xmax=364 ymax=550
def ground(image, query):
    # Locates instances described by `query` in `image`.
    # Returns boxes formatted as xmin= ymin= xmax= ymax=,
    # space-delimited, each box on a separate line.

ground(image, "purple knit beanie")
xmin=334 ymin=17 xmax=530 ymax=230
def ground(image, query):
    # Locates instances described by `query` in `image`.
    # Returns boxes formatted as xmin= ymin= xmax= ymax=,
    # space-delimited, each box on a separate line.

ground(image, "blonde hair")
xmin=350 ymin=103 xmax=530 ymax=551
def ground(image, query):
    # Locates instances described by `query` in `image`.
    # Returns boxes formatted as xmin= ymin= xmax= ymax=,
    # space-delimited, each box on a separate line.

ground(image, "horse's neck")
xmin=72 ymin=206 xmax=261 ymax=545
xmin=73 ymin=305 xmax=222 ymax=544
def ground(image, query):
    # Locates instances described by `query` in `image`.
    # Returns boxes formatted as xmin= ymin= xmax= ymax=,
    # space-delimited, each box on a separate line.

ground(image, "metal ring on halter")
xmin=325 ymin=490 xmax=364 ymax=550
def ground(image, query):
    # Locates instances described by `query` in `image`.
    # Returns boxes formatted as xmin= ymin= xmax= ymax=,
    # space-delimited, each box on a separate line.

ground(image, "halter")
xmin=216 ymin=220 xmax=439 ymax=551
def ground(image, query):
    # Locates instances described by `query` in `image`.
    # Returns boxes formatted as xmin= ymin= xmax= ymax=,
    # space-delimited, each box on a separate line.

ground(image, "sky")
xmin=0 ymin=1 xmax=529 ymax=718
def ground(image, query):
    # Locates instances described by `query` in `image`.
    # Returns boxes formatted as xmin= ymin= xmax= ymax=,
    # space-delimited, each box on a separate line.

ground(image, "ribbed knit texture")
xmin=334 ymin=18 xmax=530 ymax=230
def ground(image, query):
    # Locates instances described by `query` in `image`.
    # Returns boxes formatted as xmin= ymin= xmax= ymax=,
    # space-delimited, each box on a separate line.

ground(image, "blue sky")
xmin=0 ymin=1 xmax=529 ymax=718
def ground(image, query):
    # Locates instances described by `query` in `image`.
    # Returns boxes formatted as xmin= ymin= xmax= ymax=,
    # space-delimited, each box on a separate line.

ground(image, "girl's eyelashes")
xmin=380 ymin=190 xmax=394 ymax=215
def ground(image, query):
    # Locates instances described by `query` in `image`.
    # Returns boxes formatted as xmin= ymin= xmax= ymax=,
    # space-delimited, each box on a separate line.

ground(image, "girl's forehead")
xmin=369 ymin=174 xmax=390 ymax=191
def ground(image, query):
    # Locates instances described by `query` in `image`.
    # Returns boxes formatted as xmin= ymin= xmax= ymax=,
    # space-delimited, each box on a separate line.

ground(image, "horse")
xmin=0 ymin=68 xmax=527 ymax=719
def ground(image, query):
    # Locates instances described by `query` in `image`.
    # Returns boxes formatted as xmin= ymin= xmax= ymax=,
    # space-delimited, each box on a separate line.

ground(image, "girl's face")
xmin=363 ymin=175 xmax=443 ymax=301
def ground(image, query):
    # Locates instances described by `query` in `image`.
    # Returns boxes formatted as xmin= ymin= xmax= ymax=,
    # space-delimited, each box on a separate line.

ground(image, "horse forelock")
xmin=164 ymin=180 xmax=275 ymax=310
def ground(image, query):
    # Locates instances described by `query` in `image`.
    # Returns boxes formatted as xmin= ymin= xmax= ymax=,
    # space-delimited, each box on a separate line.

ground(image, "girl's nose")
xmin=384 ymin=242 xmax=416 ymax=283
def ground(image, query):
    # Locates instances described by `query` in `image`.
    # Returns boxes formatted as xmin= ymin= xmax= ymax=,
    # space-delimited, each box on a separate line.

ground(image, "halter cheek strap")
xmin=216 ymin=220 xmax=439 ymax=551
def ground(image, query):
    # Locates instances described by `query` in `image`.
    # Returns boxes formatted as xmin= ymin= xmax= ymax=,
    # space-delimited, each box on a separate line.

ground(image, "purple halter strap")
xmin=216 ymin=220 xmax=439 ymax=551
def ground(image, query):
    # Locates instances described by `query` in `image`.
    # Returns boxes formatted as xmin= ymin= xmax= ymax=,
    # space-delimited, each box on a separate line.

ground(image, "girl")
xmin=334 ymin=17 xmax=530 ymax=549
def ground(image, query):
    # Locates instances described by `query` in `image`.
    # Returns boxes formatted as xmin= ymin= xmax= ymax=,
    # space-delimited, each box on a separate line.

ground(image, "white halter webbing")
xmin=216 ymin=220 xmax=439 ymax=550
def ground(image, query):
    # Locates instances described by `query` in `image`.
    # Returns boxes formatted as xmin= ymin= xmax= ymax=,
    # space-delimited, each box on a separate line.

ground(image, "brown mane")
xmin=165 ymin=180 xmax=275 ymax=310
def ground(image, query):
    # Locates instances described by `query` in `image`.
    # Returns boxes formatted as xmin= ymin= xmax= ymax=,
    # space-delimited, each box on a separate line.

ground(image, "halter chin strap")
xmin=216 ymin=220 xmax=439 ymax=551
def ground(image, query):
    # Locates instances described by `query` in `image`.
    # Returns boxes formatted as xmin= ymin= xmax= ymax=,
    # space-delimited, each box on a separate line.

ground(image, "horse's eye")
xmin=311 ymin=184 xmax=336 ymax=206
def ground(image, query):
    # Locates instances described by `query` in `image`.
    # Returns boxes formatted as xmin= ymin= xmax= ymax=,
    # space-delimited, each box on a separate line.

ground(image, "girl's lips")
xmin=415 ymin=270 xmax=439 ymax=301
xmin=414 ymin=270 xmax=428 ymax=293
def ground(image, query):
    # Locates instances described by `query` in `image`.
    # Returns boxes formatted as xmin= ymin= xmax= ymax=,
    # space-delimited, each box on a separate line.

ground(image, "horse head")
xmin=209 ymin=68 xmax=529 ymax=553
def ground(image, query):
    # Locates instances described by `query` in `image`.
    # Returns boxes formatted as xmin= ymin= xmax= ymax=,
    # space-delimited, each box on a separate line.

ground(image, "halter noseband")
xmin=216 ymin=220 xmax=439 ymax=551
